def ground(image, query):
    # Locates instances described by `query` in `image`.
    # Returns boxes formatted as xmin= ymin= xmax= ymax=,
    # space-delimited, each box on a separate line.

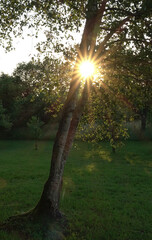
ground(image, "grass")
xmin=0 ymin=140 xmax=152 ymax=240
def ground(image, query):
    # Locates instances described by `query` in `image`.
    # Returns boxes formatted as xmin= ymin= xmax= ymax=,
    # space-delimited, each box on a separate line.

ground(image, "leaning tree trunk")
xmin=32 ymin=0 xmax=107 ymax=221
xmin=33 ymin=80 xmax=91 ymax=220
xmin=32 ymin=71 xmax=81 ymax=219
xmin=57 ymin=79 xmax=92 ymax=205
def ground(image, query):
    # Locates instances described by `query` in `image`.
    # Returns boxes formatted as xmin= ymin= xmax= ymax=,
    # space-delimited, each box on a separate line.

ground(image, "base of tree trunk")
xmin=112 ymin=146 xmax=116 ymax=153
xmin=0 ymin=209 xmax=68 ymax=240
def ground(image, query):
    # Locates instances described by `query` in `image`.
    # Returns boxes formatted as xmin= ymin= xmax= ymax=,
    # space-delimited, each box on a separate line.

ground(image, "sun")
xmin=79 ymin=60 xmax=95 ymax=79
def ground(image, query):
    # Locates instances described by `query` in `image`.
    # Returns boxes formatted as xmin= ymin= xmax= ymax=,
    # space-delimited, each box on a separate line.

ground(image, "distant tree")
xmin=13 ymin=58 xmax=70 ymax=118
xmin=0 ymin=101 xmax=12 ymax=131
xmin=27 ymin=116 xmax=44 ymax=150
xmin=0 ymin=73 xmax=49 ymax=129
xmin=0 ymin=74 xmax=19 ymax=111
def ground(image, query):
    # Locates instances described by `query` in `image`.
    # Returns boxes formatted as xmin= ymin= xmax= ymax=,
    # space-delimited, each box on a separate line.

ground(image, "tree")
xmin=78 ymin=86 xmax=129 ymax=153
xmin=0 ymin=101 xmax=12 ymax=131
xmin=101 ymin=45 xmax=152 ymax=132
xmin=13 ymin=58 xmax=70 ymax=117
xmin=0 ymin=0 xmax=152 ymax=238
xmin=121 ymin=51 xmax=152 ymax=132
xmin=27 ymin=116 xmax=44 ymax=150
xmin=0 ymin=73 xmax=47 ymax=130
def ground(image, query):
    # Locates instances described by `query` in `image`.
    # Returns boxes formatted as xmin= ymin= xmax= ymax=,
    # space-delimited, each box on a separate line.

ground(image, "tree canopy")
xmin=0 ymin=0 xmax=152 ymax=54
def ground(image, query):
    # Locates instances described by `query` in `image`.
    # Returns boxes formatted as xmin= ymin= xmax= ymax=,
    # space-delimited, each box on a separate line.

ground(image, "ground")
xmin=0 ymin=140 xmax=152 ymax=240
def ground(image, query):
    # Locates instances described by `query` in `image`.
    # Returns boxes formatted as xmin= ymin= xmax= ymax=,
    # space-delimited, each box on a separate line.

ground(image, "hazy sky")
xmin=0 ymin=21 xmax=82 ymax=76
xmin=0 ymin=30 xmax=46 ymax=75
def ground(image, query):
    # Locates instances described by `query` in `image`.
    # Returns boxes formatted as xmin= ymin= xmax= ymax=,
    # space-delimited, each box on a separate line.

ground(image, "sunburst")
xmin=79 ymin=60 xmax=95 ymax=79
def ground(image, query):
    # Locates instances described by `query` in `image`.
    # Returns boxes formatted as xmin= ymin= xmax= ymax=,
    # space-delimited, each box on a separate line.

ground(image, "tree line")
xmin=0 ymin=45 xmax=151 ymax=147
xmin=0 ymin=58 xmax=70 ymax=139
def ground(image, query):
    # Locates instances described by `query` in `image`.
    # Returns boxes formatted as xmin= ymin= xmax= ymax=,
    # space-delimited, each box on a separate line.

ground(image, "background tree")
xmin=0 ymin=57 xmax=71 ymax=141
xmin=0 ymin=73 xmax=47 ymax=133
xmin=101 ymin=44 xmax=152 ymax=133
xmin=13 ymin=58 xmax=70 ymax=116
xmin=0 ymin=101 xmax=12 ymax=132
xmin=27 ymin=116 xmax=44 ymax=150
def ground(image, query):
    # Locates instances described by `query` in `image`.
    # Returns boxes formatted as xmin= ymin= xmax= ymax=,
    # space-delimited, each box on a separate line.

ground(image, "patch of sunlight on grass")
xmin=148 ymin=162 xmax=152 ymax=167
xmin=63 ymin=177 xmax=74 ymax=189
xmin=86 ymin=163 xmax=96 ymax=172
xmin=84 ymin=148 xmax=112 ymax=162
xmin=62 ymin=177 xmax=75 ymax=200
xmin=98 ymin=150 xmax=112 ymax=162
xmin=0 ymin=178 xmax=7 ymax=189
xmin=84 ymin=150 xmax=94 ymax=159
xmin=125 ymin=153 xmax=140 ymax=165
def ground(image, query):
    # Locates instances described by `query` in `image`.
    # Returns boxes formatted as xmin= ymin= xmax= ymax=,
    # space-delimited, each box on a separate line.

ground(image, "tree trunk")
xmin=35 ymin=140 xmax=38 ymax=150
xmin=32 ymin=80 xmax=90 ymax=221
xmin=141 ymin=111 xmax=147 ymax=131
xmin=32 ymin=78 xmax=81 ymax=219
xmin=141 ymin=115 xmax=146 ymax=131
xmin=112 ymin=146 xmax=116 ymax=153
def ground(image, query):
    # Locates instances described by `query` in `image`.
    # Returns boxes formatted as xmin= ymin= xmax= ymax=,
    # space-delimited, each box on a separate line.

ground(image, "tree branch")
xmin=94 ymin=16 xmax=131 ymax=61
xmin=79 ymin=0 xmax=108 ymax=58
xmin=107 ymin=38 xmax=152 ymax=47
xmin=106 ymin=7 xmax=137 ymax=17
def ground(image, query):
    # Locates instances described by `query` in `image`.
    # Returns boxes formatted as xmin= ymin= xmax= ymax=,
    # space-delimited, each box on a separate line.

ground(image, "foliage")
xmin=13 ymin=58 xmax=71 ymax=115
xmin=0 ymin=0 xmax=86 ymax=52
xmin=101 ymin=45 xmax=152 ymax=131
xmin=0 ymin=0 xmax=152 ymax=54
xmin=0 ymin=57 xmax=72 ymax=139
xmin=0 ymin=71 xmax=54 ymax=134
xmin=78 ymin=85 xmax=129 ymax=151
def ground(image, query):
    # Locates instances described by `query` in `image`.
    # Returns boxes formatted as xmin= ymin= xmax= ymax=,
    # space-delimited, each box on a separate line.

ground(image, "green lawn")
xmin=0 ymin=140 xmax=152 ymax=240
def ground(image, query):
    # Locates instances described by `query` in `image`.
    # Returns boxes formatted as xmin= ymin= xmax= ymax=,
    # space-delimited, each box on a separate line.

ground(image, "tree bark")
xmin=141 ymin=115 xmax=146 ymax=131
xmin=141 ymin=108 xmax=147 ymax=131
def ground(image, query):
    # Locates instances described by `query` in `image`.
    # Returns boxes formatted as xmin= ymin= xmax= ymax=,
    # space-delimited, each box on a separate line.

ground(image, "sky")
xmin=0 ymin=30 xmax=46 ymax=75
xmin=0 ymin=29 xmax=82 ymax=76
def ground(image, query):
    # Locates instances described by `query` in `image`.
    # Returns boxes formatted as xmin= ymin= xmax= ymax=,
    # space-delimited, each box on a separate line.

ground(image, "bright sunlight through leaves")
xmin=79 ymin=60 xmax=95 ymax=79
